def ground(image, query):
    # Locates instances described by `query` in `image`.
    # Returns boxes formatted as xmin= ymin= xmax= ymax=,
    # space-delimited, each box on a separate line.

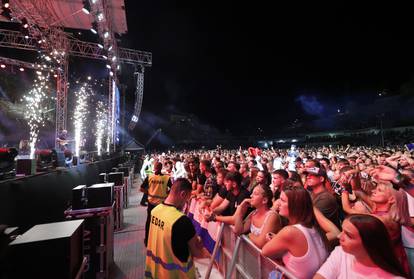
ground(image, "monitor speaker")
xmin=6 ymin=220 xmax=84 ymax=279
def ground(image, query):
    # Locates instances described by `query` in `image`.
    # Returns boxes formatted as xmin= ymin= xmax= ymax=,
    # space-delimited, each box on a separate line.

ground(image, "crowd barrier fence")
xmin=187 ymin=198 xmax=298 ymax=279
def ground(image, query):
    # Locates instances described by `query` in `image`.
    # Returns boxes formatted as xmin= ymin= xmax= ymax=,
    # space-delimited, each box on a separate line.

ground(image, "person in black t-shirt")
xmin=199 ymin=169 xmax=228 ymax=212
xmin=239 ymin=163 xmax=251 ymax=189
xmin=145 ymin=178 xmax=209 ymax=278
xmin=204 ymin=172 xmax=250 ymax=224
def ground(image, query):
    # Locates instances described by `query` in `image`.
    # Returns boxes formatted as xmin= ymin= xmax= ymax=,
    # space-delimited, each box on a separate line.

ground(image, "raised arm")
xmin=313 ymin=207 xmax=340 ymax=242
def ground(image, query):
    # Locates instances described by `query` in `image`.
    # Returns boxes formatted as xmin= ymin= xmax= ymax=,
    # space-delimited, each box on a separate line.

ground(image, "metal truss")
xmin=0 ymin=56 xmax=36 ymax=69
xmin=0 ymin=28 xmax=152 ymax=149
xmin=0 ymin=29 xmax=152 ymax=65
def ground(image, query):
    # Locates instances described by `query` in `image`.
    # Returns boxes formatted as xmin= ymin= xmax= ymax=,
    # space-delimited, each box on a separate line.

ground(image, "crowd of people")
xmin=141 ymin=144 xmax=414 ymax=278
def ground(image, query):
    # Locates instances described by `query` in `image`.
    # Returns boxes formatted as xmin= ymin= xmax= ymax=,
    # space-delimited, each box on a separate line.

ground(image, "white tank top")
xmin=282 ymin=224 xmax=328 ymax=279
xmin=250 ymin=210 xmax=277 ymax=236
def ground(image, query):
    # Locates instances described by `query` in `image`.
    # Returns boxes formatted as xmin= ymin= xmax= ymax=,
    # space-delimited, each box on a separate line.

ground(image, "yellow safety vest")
xmin=145 ymin=204 xmax=196 ymax=279
xmin=147 ymin=174 xmax=170 ymax=205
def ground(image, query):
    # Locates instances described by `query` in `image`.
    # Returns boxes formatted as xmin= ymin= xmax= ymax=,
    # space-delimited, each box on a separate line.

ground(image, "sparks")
xmin=73 ymin=86 xmax=89 ymax=157
xmin=22 ymin=70 xmax=50 ymax=159
xmin=95 ymin=101 xmax=108 ymax=156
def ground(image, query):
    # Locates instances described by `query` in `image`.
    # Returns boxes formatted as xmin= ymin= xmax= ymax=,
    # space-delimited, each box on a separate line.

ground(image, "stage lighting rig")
xmin=90 ymin=21 xmax=98 ymax=34
xmin=82 ymin=0 xmax=91 ymax=14
xmin=2 ymin=0 xmax=9 ymax=9
xmin=97 ymin=12 xmax=104 ymax=22
xmin=21 ymin=17 xmax=28 ymax=28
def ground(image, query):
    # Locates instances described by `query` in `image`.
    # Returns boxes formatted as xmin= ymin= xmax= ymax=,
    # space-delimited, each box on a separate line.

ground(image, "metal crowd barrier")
xmin=188 ymin=198 xmax=298 ymax=279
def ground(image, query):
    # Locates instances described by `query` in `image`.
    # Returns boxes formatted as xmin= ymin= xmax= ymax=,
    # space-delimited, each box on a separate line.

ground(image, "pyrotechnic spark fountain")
xmin=22 ymin=70 xmax=50 ymax=159
xmin=95 ymin=100 xmax=107 ymax=156
xmin=73 ymin=85 xmax=89 ymax=157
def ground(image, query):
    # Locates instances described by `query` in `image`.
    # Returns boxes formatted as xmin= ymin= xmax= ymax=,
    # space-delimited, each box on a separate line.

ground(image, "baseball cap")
xmin=303 ymin=167 xmax=326 ymax=177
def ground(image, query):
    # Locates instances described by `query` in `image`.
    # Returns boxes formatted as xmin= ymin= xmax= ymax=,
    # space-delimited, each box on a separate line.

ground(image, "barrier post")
xmin=205 ymin=222 xmax=225 ymax=279
xmin=225 ymin=237 xmax=242 ymax=279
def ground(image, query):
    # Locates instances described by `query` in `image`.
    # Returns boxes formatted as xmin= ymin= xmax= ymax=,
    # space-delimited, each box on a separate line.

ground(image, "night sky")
xmin=118 ymin=1 xmax=414 ymax=136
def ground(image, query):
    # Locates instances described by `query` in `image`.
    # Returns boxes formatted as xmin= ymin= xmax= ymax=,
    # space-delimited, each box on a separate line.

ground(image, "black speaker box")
xmin=87 ymin=183 xmax=114 ymax=208
xmin=107 ymin=172 xmax=124 ymax=186
xmin=16 ymin=159 xmax=36 ymax=175
xmin=6 ymin=220 xmax=84 ymax=279
xmin=98 ymin=173 xmax=107 ymax=183
xmin=72 ymin=185 xmax=87 ymax=210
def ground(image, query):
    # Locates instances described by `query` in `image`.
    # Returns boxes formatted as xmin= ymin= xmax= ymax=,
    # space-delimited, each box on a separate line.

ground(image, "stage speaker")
xmin=107 ymin=172 xmax=124 ymax=186
xmin=0 ymin=147 xmax=17 ymax=174
xmin=72 ymin=185 xmax=87 ymax=210
xmin=16 ymin=159 xmax=36 ymax=175
xmin=6 ymin=220 xmax=84 ymax=279
xmin=87 ymin=183 xmax=114 ymax=208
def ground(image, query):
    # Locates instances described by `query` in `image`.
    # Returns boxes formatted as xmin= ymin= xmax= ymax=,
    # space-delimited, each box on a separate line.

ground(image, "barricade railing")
xmin=187 ymin=198 xmax=298 ymax=279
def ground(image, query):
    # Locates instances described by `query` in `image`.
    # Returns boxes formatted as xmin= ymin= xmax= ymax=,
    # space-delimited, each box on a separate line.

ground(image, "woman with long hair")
xmin=233 ymin=184 xmax=283 ymax=248
xmin=314 ymin=214 xmax=407 ymax=278
xmin=341 ymin=182 xmax=412 ymax=275
xmin=261 ymin=186 xmax=329 ymax=279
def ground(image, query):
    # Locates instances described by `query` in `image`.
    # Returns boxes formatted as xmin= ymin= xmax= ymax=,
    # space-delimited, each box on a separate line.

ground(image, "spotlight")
xmin=90 ymin=21 xmax=98 ymax=34
xmin=97 ymin=43 xmax=103 ymax=49
xmin=109 ymin=71 xmax=113 ymax=77
xmin=21 ymin=26 xmax=29 ymax=37
xmin=2 ymin=0 xmax=9 ymax=8
xmin=21 ymin=17 xmax=29 ymax=29
xmin=19 ymin=67 xmax=24 ymax=72
xmin=106 ymin=64 xmax=111 ymax=69
xmin=87 ymin=76 xmax=91 ymax=80
xmin=91 ymin=0 xmax=98 ymax=3
xmin=82 ymin=0 xmax=91 ymax=14
xmin=108 ymin=45 xmax=113 ymax=51
xmin=102 ymin=55 xmax=107 ymax=59
xmin=111 ymin=56 xmax=116 ymax=61
xmin=103 ymin=31 xmax=109 ymax=38
xmin=97 ymin=12 xmax=104 ymax=21
xmin=0 ymin=64 xmax=5 ymax=68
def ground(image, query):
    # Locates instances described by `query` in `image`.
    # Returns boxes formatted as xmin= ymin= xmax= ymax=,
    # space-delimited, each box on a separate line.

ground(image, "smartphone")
xmin=406 ymin=143 xmax=414 ymax=151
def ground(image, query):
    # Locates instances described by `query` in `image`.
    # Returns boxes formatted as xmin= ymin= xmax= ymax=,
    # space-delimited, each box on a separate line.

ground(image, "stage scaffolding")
xmin=0 ymin=0 xmax=152 ymax=151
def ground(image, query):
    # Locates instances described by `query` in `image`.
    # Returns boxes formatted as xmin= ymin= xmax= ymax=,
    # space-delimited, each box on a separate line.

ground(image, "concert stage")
xmin=0 ymin=157 xmax=121 ymax=232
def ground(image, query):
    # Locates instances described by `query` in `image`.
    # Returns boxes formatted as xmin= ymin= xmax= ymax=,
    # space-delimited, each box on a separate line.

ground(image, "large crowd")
xmin=141 ymin=144 xmax=414 ymax=278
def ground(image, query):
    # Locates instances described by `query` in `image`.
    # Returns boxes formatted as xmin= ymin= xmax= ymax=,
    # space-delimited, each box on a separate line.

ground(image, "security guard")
xmin=141 ymin=161 xmax=172 ymax=246
xmin=145 ymin=178 xmax=207 ymax=279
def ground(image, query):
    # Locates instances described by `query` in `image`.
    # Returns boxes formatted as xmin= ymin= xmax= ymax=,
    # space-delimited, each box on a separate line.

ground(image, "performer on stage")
xmin=56 ymin=129 xmax=74 ymax=152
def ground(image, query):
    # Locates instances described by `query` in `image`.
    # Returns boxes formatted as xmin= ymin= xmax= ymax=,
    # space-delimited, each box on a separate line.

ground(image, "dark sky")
xmin=121 ymin=1 xmax=414 ymax=135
